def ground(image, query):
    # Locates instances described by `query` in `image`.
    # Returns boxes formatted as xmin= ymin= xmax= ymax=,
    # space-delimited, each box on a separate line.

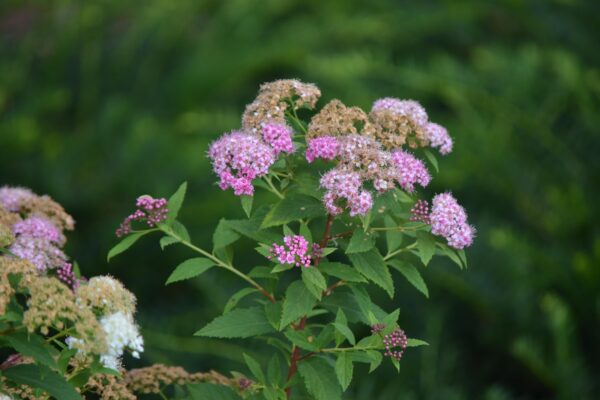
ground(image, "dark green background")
xmin=1 ymin=1 xmax=599 ymax=398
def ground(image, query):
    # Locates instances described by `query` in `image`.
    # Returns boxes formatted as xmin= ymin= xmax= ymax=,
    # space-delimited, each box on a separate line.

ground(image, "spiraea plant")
xmin=0 ymin=187 xmax=245 ymax=399
xmin=110 ymin=79 xmax=475 ymax=400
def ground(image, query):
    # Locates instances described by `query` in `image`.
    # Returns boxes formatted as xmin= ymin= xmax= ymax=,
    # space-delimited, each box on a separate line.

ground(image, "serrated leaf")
xmin=195 ymin=307 xmax=275 ymax=338
xmin=335 ymin=352 xmax=353 ymax=391
xmin=407 ymin=338 xmax=429 ymax=347
xmin=4 ymin=331 xmax=58 ymax=370
xmin=333 ymin=309 xmax=355 ymax=345
xmin=416 ymin=231 xmax=436 ymax=266
xmin=264 ymin=301 xmax=283 ymax=330
xmin=349 ymin=286 xmax=379 ymax=325
xmin=267 ymin=354 xmax=283 ymax=386
xmin=302 ymin=267 xmax=327 ymax=300
xmin=367 ymin=350 xmax=383 ymax=372
xmin=213 ymin=219 xmax=241 ymax=249
xmin=243 ymin=353 xmax=265 ymax=383
xmin=300 ymin=222 xmax=313 ymax=242
xmin=318 ymin=262 xmax=366 ymax=283
xmin=224 ymin=288 xmax=258 ymax=313
xmin=271 ymin=263 xmax=293 ymax=273
xmin=187 ymin=383 xmax=242 ymax=400
xmin=346 ymin=229 xmax=375 ymax=254
xmin=387 ymin=259 xmax=429 ymax=298
xmin=159 ymin=235 xmax=180 ymax=250
xmin=348 ymin=250 xmax=394 ymax=298
xmin=240 ymin=195 xmax=253 ymax=218
xmin=3 ymin=364 xmax=82 ymax=400
xmin=166 ymin=258 xmax=215 ymax=285
xmin=261 ymin=195 xmax=325 ymax=228
xmin=322 ymin=290 xmax=387 ymax=326
xmin=298 ymin=357 xmax=342 ymax=400
xmin=280 ymin=281 xmax=317 ymax=329
xmin=284 ymin=330 xmax=318 ymax=351
xmin=107 ymin=231 xmax=149 ymax=261
xmin=171 ymin=220 xmax=190 ymax=242
xmin=167 ymin=181 xmax=187 ymax=224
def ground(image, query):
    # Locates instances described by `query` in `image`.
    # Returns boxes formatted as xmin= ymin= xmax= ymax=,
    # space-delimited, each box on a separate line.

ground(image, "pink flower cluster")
xmin=268 ymin=235 xmax=316 ymax=268
xmin=320 ymin=169 xmax=373 ymax=216
xmin=383 ymin=328 xmax=408 ymax=361
xmin=305 ymin=136 xmax=340 ymax=163
xmin=410 ymin=200 xmax=430 ymax=224
xmin=12 ymin=216 xmax=65 ymax=245
xmin=391 ymin=150 xmax=431 ymax=192
xmin=116 ymin=195 xmax=168 ymax=237
xmin=0 ymin=186 xmax=34 ymax=212
xmin=372 ymin=98 xmax=429 ymax=127
xmin=261 ymin=123 xmax=294 ymax=155
xmin=430 ymin=193 xmax=475 ymax=249
xmin=425 ymin=122 xmax=453 ymax=155
xmin=208 ymin=131 xmax=276 ymax=196
xmin=9 ymin=216 xmax=66 ymax=272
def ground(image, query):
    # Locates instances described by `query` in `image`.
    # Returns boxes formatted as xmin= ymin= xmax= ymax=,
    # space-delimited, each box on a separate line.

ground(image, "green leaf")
xmin=159 ymin=235 xmax=179 ymax=250
xmin=213 ymin=219 xmax=241 ymax=250
xmin=407 ymin=338 xmax=429 ymax=347
xmin=267 ymin=354 xmax=283 ymax=386
xmin=318 ymin=262 xmax=366 ymax=283
xmin=3 ymin=364 xmax=82 ymax=400
xmin=416 ymin=231 xmax=436 ymax=266
xmin=107 ymin=231 xmax=149 ymax=261
xmin=335 ymin=352 xmax=353 ymax=391
xmin=167 ymin=181 xmax=187 ymax=224
xmin=367 ymin=350 xmax=383 ymax=372
xmin=387 ymin=259 xmax=429 ymax=298
xmin=384 ymin=216 xmax=403 ymax=253
xmin=348 ymin=250 xmax=394 ymax=298
xmin=280 ymin=281 xmax=317 ymax=330
xmin=187 ymin=383 xmax=242 ymax=400
xmin=284 ymin=330 xmax=318 ymax=351
xmin=261 ymin=195 xmax=325 ymax=228
xmin=322 ymin=290 xmax=386 ymax=326
xmin=243 ymin=353 xmax=265 ymax=383
xmin=302 ymin=267 xmax=327 ymax=300
xmin=166 ymin=258 xmax=215 ymax=285
xmin=240 ymin=195 xmax=253 ymax=218
xmin=333 ymin=323 xmax=356 ymax=347
xmin=271 ymin=263 xmax=293 ymax=273
xmin=224 ymin=288 xmax=258 ymax=313
xmin=346 ymin=228 xmax=375 ymax=254
xmin=171 ymin=220 xmax=190 ymax=242
xmin=300 ymin=222 xmax=313 ymax=242
xmin=3 ymin=331 xmax=58 ymax=370
xmin=423 ymin=149 xmax=439 ymax=173
xmin=264 ymin=301 xmax=283 ymax=330
xmin=195 ymin=307 xmax=275 ymax=338
xmin=350 ymin=286 xmax=379 ymax=325
xmin=298 ymin=357 xmax=342 ymax=400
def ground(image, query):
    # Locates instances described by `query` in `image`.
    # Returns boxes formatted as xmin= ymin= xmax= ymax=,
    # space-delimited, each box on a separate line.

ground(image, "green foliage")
xmin=195 ymin=307 xmax=275 ymax=338
xmin=166 ymin=257 xmax=215 ymax=285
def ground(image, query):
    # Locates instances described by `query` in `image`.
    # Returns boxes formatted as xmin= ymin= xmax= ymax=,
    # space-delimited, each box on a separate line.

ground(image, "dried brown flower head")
xmin=85 ymin=374 xmax=136 ymax=400
xmin=20 ymin=194 xmax=75 ymax=231
xmin=307 ymin=99 xmax=375 ymax=139
xmin=369 ymin=108 xmax=429 ymax=149
xmin=0 ymin=257 xmax=37 ymax=314
xmin=76 ymin=276 xmax=137 ymax=316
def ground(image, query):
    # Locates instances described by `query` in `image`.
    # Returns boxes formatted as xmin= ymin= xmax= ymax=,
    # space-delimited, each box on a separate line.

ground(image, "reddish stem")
xmin=285 ymin=214 xmax=334 ymax=398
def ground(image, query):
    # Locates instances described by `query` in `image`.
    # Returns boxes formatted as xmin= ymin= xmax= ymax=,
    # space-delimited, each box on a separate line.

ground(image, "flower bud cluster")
xmin=116 ymin=195 xmax=168 ymax=237
xmin=383 ymin=327 xmax=408 ymax=361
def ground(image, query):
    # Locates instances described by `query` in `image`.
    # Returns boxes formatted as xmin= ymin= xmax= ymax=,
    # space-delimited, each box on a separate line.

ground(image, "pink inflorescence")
xmin=425 ymin=122 xmax=453 ymax=155
xmin=383 ymin=328 xmax=408 ymax=361
xmin=208 ymin=131 xmax=276 ymax=196
xmin=320 ymin=169 xmax=373 ymax=216
xmin=0 ymin=186 xmax=35 ymax=212
xmin=56 ymin=262 xmax=79 ymax=290
xmin=410 ymin=200 xmax=430 ymax=224
xmin=372 ymin=98 xmax=429 ymax=127
xmin=430 ymin=193 xmax=475 ymax=249
xmin=269 ymin=235 xmax=315 ymax=268
xmin=371 ymin=323 xmax=386 ymax=334
xmin=10 ymin=236 xmax=66 ymax=272
xmin=305 ymin=136 xmax=340 ymax=163
xmin=116 ymin=195 xmax=168 ymax=237
xmin=12 ymin=216 xmax=65 ymax=245
xmin=391 ymin=150 xmax=431 ymax=192
xmin=262 ymin=123 xmax=294 ymax=155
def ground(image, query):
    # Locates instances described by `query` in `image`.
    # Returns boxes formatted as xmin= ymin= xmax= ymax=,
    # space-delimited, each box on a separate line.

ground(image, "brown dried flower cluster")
xmin=23 ymin=276 xmax=106 ymax=354
xmin=0 ymin=257 xmax=37 ymax=314
xmin=0 ymin=205 xmax=21 ymax=227
xmin=307 ymin=99 xmax=375 ymax=139
xmin=125 ymin=364 xmax=233 ymax=394
xmin=369 ymin=107 xmax=429 ymax=149
xmin=19 ymin=194 xmax=75 ymax=231
xmin=85 ymin=373 xmax=136 ymax=400
xmin=242 ymin=79 xmax=321 ymax=133
xmin=76 ymin=276 xmax=137 ymax=316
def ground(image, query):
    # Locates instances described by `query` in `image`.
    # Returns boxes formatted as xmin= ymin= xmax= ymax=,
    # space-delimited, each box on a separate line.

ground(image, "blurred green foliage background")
xmin=1 ymin=0 xmax=600 ymax=398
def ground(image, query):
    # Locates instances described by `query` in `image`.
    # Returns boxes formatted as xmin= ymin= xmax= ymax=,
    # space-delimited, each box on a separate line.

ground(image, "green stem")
xmin=46 ymin=328 xmax=74 ymax=343
xmin=384 ymin=242 xmax=418 ymax=261
xmin=321 ymin=345 xmax=380 ymax=353
xmin=264 ymin=176 xmax=285 ymax=199
xmin=370 ymin=224 xmax=427 ymax=232
xmin=162 ymin=227 xmax=276 ymax=303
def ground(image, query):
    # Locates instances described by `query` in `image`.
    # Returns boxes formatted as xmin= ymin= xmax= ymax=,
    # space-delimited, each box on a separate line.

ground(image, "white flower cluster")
xmin=99 ymin=311 xmax=144 ymax=370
